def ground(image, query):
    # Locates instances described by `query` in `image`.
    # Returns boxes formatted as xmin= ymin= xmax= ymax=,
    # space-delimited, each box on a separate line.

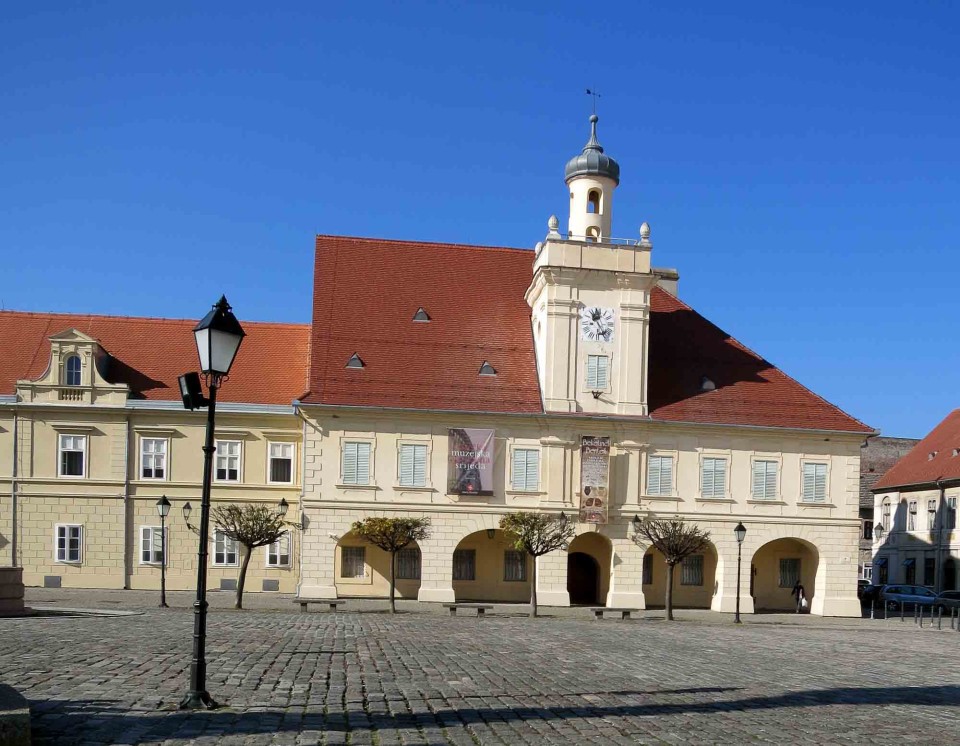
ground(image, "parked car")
xmin=879 ymin=584 xmax=936 ymax=610
xmin=933 ymin=591 xmax=960 ymax=615
xmin=859 ymin=583 xmax=881 ymax=604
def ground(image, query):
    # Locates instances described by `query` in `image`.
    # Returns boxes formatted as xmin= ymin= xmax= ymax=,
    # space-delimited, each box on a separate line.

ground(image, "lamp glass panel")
xmin=194 ymin=328 xmax=211 ymax=372
xmin=209 ymin=327 xmax=242 ymax=375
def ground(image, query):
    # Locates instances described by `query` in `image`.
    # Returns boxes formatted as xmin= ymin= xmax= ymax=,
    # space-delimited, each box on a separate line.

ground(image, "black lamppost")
xmin=157 ymin=495 xmax=171 ymax=608
xmin=929 ymin=505 xmax=940 ymax=593
xmin=734 ymin=522 xmax=747 ymax=624
xmin=177 ymin=296 xmax=246 ymax=711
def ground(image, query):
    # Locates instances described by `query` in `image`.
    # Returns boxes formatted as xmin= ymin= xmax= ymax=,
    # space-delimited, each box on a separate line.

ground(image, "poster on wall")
xmin=447 ymin=428 xmax=495 ymax=496
xmin=579 ymin=435 xmax=610 ymax=524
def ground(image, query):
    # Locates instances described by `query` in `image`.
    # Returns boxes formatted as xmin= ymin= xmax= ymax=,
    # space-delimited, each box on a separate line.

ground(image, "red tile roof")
xmin=873 ymin=410 xmax=960 ymax=490
xmin=0 ymin=311 xmax=309 ymax=406
xmin=304 ymin=235 xmax=872 ymax=433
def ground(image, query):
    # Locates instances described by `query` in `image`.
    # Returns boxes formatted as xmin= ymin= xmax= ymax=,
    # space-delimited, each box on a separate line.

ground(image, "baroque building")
xmin=1 ymin=116 xmax=872 ymax=615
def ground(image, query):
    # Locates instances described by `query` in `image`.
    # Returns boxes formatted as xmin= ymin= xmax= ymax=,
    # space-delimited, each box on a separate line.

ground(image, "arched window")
xmin=587 ymin=190 xmax=601 ymax=214
xmin=881 ymin=498 xmax=891 ymax=531
xmin=65 ymin=355 xmax=82 ymax=386
xmin=585 ymin=226 xmax=600 ymax=242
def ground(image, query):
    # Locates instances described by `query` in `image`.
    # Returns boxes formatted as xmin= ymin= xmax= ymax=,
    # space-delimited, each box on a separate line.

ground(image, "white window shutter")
xmin=716 ymin=459 xmax=726 ymax=494
xmin=814 ymin=464 xmax=826 ymax=501
xmin=597 ymin=355 xmax=609 ymax=388
xmin=661 ymin=457 xmax=673 ymax=494
xmin=343 ymin=443 xmax=357 ymax=484
xmin=702 ymin=460 xmax=714 ymax=496
xmin=765 ymin=463 xmax=777 ymax=499
xmin=413 ymin=445 xmax=426 ymax=486
xmin=356 ymin=443 xmax=370 ymax=485
xmin=399 ymin=445 xmax=414 ymax=486
xmin=649 ymin=456 xmax=662 ymax=494
xmin=525 ymin=450 xmax=539 ymax=491
xmin=586 ymin=356 xmax=598 ymax=388
xmin=803 ymin=463 xmax=816 ymax=501
xmin=752 ymin=461 xmax=765 ymax=498
xmin=512 ymin=448 xmax=527 ymax=490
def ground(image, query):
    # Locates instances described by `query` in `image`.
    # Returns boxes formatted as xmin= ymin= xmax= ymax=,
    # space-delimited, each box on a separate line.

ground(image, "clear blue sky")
xmin=2 ymin=2 xmax=958 ymax=439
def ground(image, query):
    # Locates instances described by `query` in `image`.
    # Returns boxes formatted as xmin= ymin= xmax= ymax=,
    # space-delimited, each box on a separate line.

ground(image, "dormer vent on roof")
xmin=700 ymin=376 xmax=716 ymax=392
xmin=478 ymin=361 xmax=497 ymax=376
xmin=412 ymin=307 xmax=431 ymax=322
xmin=928 ymin=451 xmax=938 ymax=460
xmin=346 ymin=353 xmax=365 ymax=369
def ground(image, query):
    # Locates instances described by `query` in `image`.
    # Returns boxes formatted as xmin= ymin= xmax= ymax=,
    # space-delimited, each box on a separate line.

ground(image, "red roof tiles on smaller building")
xmin=0 ymin=311 xmax=309 ymax=406
xmin=873 ymin=410 xmax=960 ymax=490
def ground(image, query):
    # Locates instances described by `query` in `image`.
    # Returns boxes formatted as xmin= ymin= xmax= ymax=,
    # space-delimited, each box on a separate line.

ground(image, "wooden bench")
xmin=589 ymin=607 xmax=638 ymax=620
xmin=293 ymin=598 xmax=342 ymax=613
xmin=442 ymin=603 xmax=495 ymax=617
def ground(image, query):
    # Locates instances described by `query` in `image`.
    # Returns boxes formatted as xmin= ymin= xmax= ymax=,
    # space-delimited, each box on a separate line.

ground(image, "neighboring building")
xmin=859 ymin=436 xmax=919 ymax=581
xmin=0 ymin=115 xmax=874 ymax=615
xmin=0 ymin=313 xmax=308 ymax=594
xmin=872 ymin=411 xmax=960 ymax=591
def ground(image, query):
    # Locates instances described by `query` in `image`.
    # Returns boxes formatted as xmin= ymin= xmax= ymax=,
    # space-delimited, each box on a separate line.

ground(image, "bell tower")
xmin=565 ymin=115 xmax=620 ymax=242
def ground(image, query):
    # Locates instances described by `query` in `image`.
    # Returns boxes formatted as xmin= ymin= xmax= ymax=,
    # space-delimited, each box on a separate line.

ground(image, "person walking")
xmin=792 ymin=581 xmax=806 ymax=613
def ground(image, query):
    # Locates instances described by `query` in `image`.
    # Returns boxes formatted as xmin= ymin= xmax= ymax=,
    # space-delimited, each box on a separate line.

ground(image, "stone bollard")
xmin=0 ymin=568 xmax=29 ymax=617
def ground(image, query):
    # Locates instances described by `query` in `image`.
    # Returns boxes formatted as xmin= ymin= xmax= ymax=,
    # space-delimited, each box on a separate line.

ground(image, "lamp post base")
xmin=179 ymin=690 xmax=219 ymax=710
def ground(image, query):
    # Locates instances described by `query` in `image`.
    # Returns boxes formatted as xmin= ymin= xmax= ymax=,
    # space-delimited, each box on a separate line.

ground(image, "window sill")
xmin=212 ymin=564 xmax=239 ymax=568
xmin=695 ymin=497 xmax=735 ymax=503
xmin=798 ymin=502 xmax=836 ymax=509
xmin=392 ymin=485 xmax=434 ymax=493
xmin=505 ymin=489 xmax=545 ymax=496
xmin=55 ymin=560 xmax=82 ymax=565
xmin=336 ymin=483 xmax=379 ymax=491
xmin=57 ymin=474 xmax=87 ymax=480
xmin=747 ymin=499 xmax=786 ymax=506
xmin=266 ymin=565 xmax=291 ymax=570
xmin=644 ymin=494 xmax=681 ymax=501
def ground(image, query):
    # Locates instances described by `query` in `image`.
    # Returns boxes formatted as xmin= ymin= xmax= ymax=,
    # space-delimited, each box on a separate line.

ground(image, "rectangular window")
xmin=58 ymin=434 xmax=86 ymax=477
xmin=268 ymin=442 xmax=294 ymax=484
xmin=779 ymin=558 xmax=801 ymax=588
xmin=213 ymin=531 xmax=238 ymax=566
xmin=453 ymin=549 xmax=476 ymax=581
xmin=924 ymin=557 xmax=936 ymax=587
xmin=862 ymin=564 xmax=873 ymax=582
xmin=908 ymin=500 xmax=918 ymax=531
xmin=340 ymin=546 xmax=366 ymax=578
xmin=647 ymin=455 xmax=674 ymax=496
xmin=681 ymin=554 xmax=704 ymax=586
xmin=140 ymin=438 xmax=167 ymax=480
xmin=140 ymin=526 xmax=166 ymax=565
xmin=701 ymin=457 xmax=727 ymax=498
xmin=586 ymin=355 xmax=609 ymax=389
xmin=905 ymin=559 xmax=917 ymax=585
xmin=396 ymin=548 xmax=421 ymax=579
xmin=215 ymin=440 xmax=241 ymax=482
xmin=642 ymin=554 xmax=653 ymax=585
xmin=398 ymin=443 xmax=427 ymax=487
xmin=751 ymin=460 xmax=778 ymax=500
xmin=504 ymin=550 xmax=527 ymax=581
xmin=55 ymin=524 xmax=83 ymax=563
xmin=949 ymin=497 xmax=957 ymax=529
xmin=928 ymin=499 xmax=937 ymax=529
xmin=511 ymin=448 xmax=540 ymax=491
xmin=802 ymin=462 xmax=828 ymax=502
xmin=862 ymin=520 xmax=873 ymax=541
xmin=267 ymin=534 xmax=290 ymax=567
xmin=342 ymin=442 xmax=371 ymax=485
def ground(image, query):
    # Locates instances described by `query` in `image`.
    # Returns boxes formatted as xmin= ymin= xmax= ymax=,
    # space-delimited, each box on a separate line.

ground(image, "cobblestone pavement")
xmin=2 ymin=590 xmax=959 ymax=744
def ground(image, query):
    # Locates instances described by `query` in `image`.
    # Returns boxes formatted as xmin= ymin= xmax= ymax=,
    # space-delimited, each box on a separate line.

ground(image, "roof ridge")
xmin=0 ymin=309 xmax=309 ymax=330
xmin=315 ymin=233 xmax=532 ymax=255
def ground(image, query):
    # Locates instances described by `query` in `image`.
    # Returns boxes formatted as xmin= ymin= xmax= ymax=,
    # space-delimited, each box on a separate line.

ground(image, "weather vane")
xmin=585 ymin=88 xmax=601 ymax=114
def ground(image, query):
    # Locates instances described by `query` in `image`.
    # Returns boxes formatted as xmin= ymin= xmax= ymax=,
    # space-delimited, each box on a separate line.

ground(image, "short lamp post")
xmin=156 ymin=495 xmax=171 ymax=608
xmin=177 ymin=296 xmax=246 ymax=711
xmin=929 ymin=506 xmax=940 ymax=593
xmin=734 ymin=521 xmax=747 ymax=624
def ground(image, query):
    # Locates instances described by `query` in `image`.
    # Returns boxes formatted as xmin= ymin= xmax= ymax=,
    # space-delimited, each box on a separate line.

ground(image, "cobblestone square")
xmin=2 ymin=590 xmax=959 ymax=744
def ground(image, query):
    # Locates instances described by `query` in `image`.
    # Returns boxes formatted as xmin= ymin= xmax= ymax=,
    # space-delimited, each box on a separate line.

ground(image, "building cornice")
xmin=0 ymin=399 xmax=295 ymax=416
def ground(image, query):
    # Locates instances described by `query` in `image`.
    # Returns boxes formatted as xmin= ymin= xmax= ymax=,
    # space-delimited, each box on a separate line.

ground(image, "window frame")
xmin=397 ymin=442 xmax=428 ymax=488
xmin=139 ymin=525 xmax=167 ymax=566
xmin=54 ymin=524 xmax=83 ymax=563
xmin=585 ymin=354 xmax=611 ymax=391
xmin=212 ymin=530 xmax=239 ymax=566
xmin=503 ymin=550 xmax=528 ymax=582
xmin=510 ymin=446 xmax=541 ymax=492
xmin=214 ymin=439 xmax=243 ymax=483
xmin=139 ymin=436 xmax=169 ymax=481
xmin=681 ymin=554 xmax=704 ymax=586
xmin=340 ymin=439 xmax=374 ymax=486
xmin=699 ymin=455 xmax=729 ymax=499
xmin=647 ymin=453 xmax=675 ymax=497
xmin=778 ymin=557 xmax=801 ymax=588
xmin=908 ymin=500 xmax=918 ymax=531
xmin=64 ymin=354 xmax=82 ymax=386
xmin=750 ymin=458 xmax=779 ymax=501
xmin=453 ymin=549 xmax=476 ymax=581
xmin=642 ymin=553 xmax=653 ymax=585
xmin=396 ymin=547 xmax=421 ymax=580
xmin=340 ymin=546 xmax=366 ymax=579
xmin=57 ymin=433 xmax=87 ymax=479
xmin=800 ymin=460 xmax=829 ymax=503
xmin=266 ymin=533 xmax=291 ymax=568
xmin=267 ymin=441 xmax=295 ymax=485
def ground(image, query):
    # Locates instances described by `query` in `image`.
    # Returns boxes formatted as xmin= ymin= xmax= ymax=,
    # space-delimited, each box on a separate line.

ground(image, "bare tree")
xmin=499 ymin=512 xmax=575 ymax=618
xmin=632 ymin=516 xmax=710 ymax=620
xmin=351 ymin=517 xmax=431 ymax=613
xmin=211 ymin=504 xmax=288 ymax=609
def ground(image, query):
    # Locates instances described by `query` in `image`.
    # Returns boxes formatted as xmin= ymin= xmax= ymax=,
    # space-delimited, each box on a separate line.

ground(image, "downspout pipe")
xmin=295 ymin=402 xmax=308 ymax=599
xmin=123 ymin=414 xmax=131 ymax=588
xmin=11 ymin=408 xmax=18 ymax=567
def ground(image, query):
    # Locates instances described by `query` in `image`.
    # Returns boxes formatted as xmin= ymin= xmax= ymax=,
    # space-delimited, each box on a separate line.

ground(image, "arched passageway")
xmin=566 ymin=532 xmax=612 ymax=606
xmin=334 ymin=531 xmax=422 ymax=599
xmin=452 ymin=530 xmax=531 ymax=602
xmin=751 ymin=538 xmax=819 ymax=612
xmin=642 ymin=541 xmax=718 ymax=609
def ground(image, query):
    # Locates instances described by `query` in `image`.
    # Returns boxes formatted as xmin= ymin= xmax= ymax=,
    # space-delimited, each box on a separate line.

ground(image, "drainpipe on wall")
xmin=295 ymin=403 xmax=308 ymax=599
xmin=123 ymin=414 xmax=131 ymax=589
xmin=10 ymin=408 xmax=18 ymax=567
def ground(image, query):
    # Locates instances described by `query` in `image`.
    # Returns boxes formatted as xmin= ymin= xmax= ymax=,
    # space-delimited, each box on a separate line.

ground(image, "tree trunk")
xmin=666 ymin=561 xmax=675 ymax=621
xmin=236 ymin=546 xmax=252 ymax=610
xmin=530 ymin=555 xmax=538 ymax=618
xmin=389 ymin=549 xmax=397 ymax=614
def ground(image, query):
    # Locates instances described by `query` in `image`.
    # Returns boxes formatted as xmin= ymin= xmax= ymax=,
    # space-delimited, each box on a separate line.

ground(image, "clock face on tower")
xmin=579 ymin=306 xmax=615 ymax=342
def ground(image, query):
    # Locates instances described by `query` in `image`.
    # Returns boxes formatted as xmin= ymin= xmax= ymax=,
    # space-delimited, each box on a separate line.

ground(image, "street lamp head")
xmin=559 ymin=511 xmax=568 ymax=530
xmin=734 ymin=521 xmax=747 ymax=544
xmin=193 ymin=295 xmax=246 ymax=377
xmin=874 ymin=522 xmax=885 ymax=540
xmin=277 ymin=498 xmax=289 ymax=518
xmin=157 ymin=495 xmax=171 ymax=518
xmin=182 ymin=501 xmax=193 ymax=523
xmin=632 ymin=514 xmax=642 ymax=534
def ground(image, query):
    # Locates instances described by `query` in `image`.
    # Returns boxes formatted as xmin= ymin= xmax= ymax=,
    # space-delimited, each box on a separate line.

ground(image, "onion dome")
xmin=564 ymin=114 xmax=620 ymax=185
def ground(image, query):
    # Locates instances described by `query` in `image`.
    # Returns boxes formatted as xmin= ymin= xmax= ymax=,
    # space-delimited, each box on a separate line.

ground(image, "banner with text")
xmin=579 ymin=435 xmax=610 ymax=524
xmin=447 ymin=428 xmax=495 ymax=496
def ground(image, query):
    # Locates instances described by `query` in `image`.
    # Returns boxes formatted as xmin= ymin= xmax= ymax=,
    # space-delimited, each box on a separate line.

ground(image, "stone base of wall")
xmin=0 ymin=568 xmax=29 ymax=618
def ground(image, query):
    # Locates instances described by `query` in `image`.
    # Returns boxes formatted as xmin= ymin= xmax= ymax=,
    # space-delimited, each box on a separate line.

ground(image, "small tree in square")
xmin=351 ymin=516 xmax=431 ymax=614
xmin=211 ymin=503 xmax=289 ymax=610
xmin=499 ymin=511 xmax=575 ymax=618
xmin=632 ymin=516 xmax=710 ymax=621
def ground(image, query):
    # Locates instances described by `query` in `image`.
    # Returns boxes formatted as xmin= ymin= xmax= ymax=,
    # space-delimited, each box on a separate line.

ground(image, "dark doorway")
xmin=568 ymin=552 xmax=600 ymax=605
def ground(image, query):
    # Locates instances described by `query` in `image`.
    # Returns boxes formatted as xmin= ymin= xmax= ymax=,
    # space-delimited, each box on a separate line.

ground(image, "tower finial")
xmin=585 ymin=88 xmax=601 ymax=115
